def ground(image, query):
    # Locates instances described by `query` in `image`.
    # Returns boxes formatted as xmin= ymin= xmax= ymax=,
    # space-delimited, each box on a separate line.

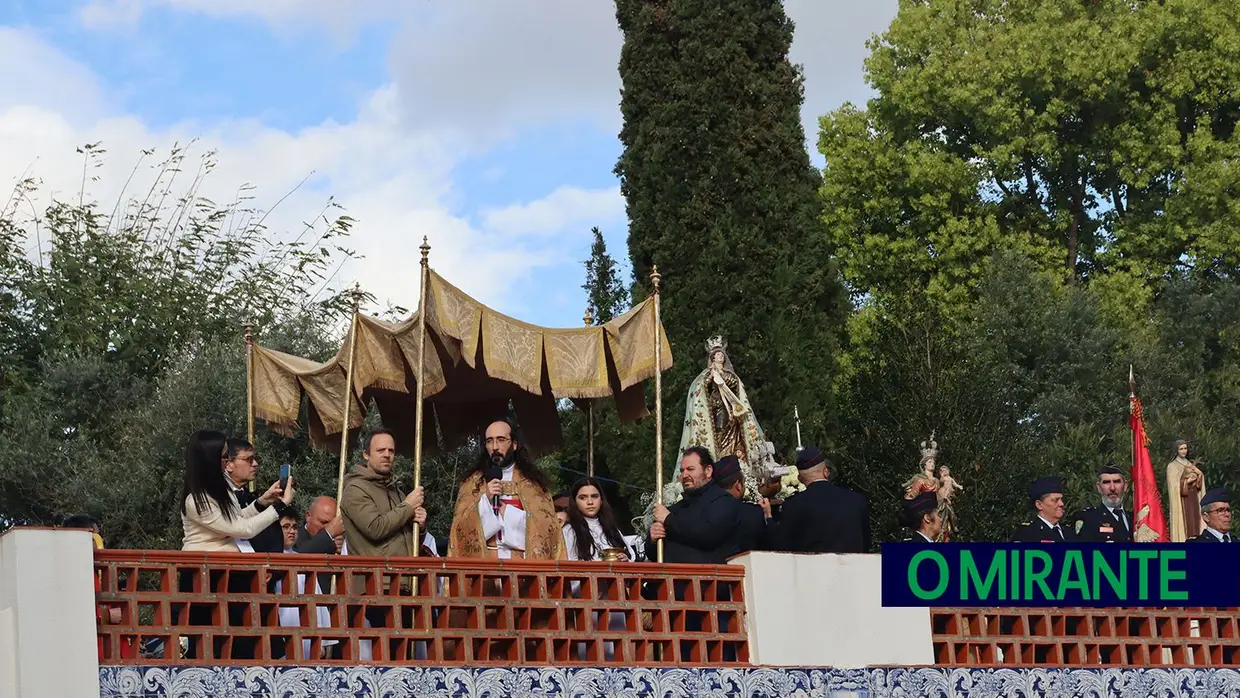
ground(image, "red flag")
xmin=1129 ymin=390 xmax=1167 ymax=542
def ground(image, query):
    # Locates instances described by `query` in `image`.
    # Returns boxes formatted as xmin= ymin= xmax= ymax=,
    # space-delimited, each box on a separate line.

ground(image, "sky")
xmin=0 ymin=0 xmax=898 ymax=329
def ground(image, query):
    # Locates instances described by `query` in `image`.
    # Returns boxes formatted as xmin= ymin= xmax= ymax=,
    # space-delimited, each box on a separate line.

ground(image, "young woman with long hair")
xmin=561 ymin=476 xmax=634 ymax=561
xmin=180 ymin=429 xmax=294 ymax=551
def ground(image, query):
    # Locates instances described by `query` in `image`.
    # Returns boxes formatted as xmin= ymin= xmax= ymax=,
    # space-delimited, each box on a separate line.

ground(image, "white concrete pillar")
xmin=0 ymin=528 xmax=100 ymax=698
xmin=733 ymin=551 xmax=935 ymax=667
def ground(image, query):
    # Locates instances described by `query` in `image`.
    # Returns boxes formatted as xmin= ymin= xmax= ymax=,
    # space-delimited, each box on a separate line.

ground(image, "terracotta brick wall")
xmin=94 ymin=551 xmax=748 ymax=666
xmin=933 ymin=608 xmax=1240 ymax=666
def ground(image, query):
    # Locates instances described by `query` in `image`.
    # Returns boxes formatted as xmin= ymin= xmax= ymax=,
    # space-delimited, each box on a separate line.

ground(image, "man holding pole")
xmin=339 ymin=429 xmax=429 ymax=556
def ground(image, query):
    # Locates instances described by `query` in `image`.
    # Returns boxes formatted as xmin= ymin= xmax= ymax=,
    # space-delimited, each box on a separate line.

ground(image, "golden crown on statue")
xmin=705 ymin=335 xmax=727 ymax=355
xmin=919 ymin=431 xmax=939 ymax=465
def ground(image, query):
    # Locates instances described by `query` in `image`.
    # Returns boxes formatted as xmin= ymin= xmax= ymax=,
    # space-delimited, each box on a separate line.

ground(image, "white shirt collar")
xmin=1038 ymin=515 xmax=1060 ymax=530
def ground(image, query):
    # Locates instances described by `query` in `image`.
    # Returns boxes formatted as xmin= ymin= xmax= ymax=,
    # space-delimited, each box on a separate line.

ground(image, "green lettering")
xmin=1092 ymin=550 xmax=1126 ymax=600
xmin=961 ymin=551 xmax=1005 ymax=601
xmin=1130 ymin=550 xmax=1158 ymax=600
xmin=1159 ymin=550 xmax=1188 ymax=601
xmin=1010 ymin=549 xmax=1019 ymax=600
xmin=909 ymin=550 xmax=949 ymax=600
xmin=1058 ymin=550 xmax=1089 ymax=600
xmin=1023 ymin=550 xmax=1054 ymax=600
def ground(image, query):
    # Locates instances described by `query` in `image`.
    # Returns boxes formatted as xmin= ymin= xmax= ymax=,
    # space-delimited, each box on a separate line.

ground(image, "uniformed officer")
xmin=1193 ymin=489 xmax=1234 ymax=542
xmin=1072 ymin=464 xmax=1132 ymax=542
xmin=899 ymin=491 xmax=940 ymax=542
xmin=768 ymin=447 xmax=870 ymax=553
xmin=1013 ymin=476 xmax=1075 ymax=542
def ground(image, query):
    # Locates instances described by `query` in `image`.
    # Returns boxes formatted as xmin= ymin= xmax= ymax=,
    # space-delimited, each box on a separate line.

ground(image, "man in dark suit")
xmin=294 ymin=496 xmax=346 ymax=554
xmin=221 ymin=438 xmax=292 ymax=660
xmin=769 ymin=447 xmax=870 ymax=553
xmin=224 ymin=438 xmax=289 ymax=553
xmin=1194 ymin=489 xmax=1234 ymax=542
xmin=1013 ymin=476 xmax=1075 ymax=542
xmin=1072 ymin=465 xmax=1132 ymax=542
xmin=711 ymin=455 xmax=770 ymax=552
xmin=899 ymin=491 xmax=941 ymax=543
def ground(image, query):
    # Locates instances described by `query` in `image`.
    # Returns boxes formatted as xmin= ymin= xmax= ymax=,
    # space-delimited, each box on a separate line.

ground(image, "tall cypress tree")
xmin=583 ymin=227 xmax=629 ymax=324
xmin=614 ymin=0 xmax=847 ymax=468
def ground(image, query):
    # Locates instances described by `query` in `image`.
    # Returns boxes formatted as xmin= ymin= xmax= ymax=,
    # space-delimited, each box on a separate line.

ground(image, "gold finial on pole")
xmin=585 ymin=305 xmax=596 ymax=477
xmin=650 ymin=265 xmax=665 ymax=563
xmin=334 ymin=283 xmax=364 ymax=506
xmin=412 ymin=236 xmax=431 ymax=556
xmin=244 ymin=322 xmax=256 ymax=492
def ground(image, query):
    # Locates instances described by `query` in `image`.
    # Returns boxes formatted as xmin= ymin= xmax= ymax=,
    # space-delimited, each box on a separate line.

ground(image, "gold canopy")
xmin=251 ymin=270 xmax=673 ymax=456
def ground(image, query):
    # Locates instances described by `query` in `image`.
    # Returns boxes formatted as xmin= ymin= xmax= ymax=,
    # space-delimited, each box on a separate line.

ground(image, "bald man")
xmin=293 ymin=496 xmax=346 ymax=554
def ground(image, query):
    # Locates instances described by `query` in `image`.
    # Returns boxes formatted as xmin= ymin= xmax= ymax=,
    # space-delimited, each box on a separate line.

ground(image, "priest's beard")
xmin=490 ymin=449 xmax=517 ymax=469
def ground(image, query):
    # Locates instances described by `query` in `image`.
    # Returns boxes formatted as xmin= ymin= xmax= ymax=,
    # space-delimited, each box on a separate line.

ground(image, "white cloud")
xmin=77 ymin=0 xmax=399 ymax=37
xmin=0 ymin=26 xmax=593 ymax=319
xmin=482 ymin=186 xmax=624 ymax=239
xmin=71 ymin=1 xmax=898 ymax=156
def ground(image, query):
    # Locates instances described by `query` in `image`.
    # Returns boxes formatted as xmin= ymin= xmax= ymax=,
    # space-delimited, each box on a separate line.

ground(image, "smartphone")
xmin=279 ymin=463 xmax=291 ymax=490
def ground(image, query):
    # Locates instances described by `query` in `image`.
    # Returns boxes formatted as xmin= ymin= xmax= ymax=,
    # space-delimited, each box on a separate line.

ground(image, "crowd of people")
xmin=77 ymin=414 xmax=1234 ymax=661
xmin=176 ymin=419 xmax=873 ymax=568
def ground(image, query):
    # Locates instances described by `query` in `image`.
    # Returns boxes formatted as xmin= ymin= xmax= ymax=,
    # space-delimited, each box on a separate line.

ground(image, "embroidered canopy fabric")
xmin=251 ymin=270 xmax=673 ymax=456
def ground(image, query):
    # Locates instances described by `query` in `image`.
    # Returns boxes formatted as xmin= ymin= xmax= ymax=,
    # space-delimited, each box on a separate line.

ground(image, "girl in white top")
xmin=561 ymin=477 xmax=633 ymax=661
xmin=561 ymin=477 xmax=635 ymax=562
xmin=180 ymin=429 xmax=294 ymax=552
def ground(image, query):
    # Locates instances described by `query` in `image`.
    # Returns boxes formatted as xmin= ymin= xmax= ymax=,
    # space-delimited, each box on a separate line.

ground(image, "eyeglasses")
xmin=485 ymin=436 xmax=511 ymax=446
xmin=1208 ymin=506 xmax=1232 ymax=515
xmin=280 ymin=524 xmax=298 ymax=532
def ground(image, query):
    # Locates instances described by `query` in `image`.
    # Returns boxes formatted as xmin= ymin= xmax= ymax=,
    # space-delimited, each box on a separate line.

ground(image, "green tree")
xmin=822 ymin=0 xmax=1240 ymax=300
xmin=615 ymin=0 xmax=848 ymax=472
xmin=549 ymin=229 xmax=652 ymax=531
xmin=0 ymin=143 xmax=363 ymax=545
xmin=582 ymin=227 xmax=629 ymax=324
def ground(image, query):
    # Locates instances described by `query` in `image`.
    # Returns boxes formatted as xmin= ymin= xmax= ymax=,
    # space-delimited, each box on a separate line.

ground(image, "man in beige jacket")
xmin=340 ymin=429 xmax=426 ymax=557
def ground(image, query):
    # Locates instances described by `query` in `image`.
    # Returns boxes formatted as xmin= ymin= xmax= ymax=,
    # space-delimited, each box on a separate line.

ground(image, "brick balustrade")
xmin=93 ymin=550 xmax=748 ymax=666
xmin=933 ymin=608 xmax=1240 ymax=667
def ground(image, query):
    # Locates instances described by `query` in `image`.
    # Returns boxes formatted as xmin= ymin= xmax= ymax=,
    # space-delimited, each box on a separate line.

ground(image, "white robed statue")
xmin=639 ymin=337 xmax=796 ymax=534
xmin=679 ymin=336 xmax=777 ymax=499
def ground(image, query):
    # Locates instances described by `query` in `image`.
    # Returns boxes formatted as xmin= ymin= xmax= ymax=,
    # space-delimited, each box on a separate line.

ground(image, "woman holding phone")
xmin=180 ymin=429 xmax=295 ymax=552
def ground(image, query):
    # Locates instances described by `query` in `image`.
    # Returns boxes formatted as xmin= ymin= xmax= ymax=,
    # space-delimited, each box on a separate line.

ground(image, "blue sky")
xmin=0 ymin=0 xmax=897 ymax=328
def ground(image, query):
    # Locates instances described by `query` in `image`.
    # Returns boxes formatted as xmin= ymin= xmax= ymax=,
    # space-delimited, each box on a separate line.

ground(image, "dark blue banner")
xmin=880 ymin=543 xmax=1240 ymax=607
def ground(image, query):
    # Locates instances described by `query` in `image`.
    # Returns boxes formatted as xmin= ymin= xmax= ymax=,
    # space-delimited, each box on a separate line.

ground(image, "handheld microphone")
xmin=484 ymin=464 xmax=504 ymax=514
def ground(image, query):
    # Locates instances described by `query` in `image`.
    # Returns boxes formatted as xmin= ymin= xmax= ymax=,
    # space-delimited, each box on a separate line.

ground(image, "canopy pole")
xmin=335 ymin=284 xmax=363 ymax=506
xmin=412 ymin=237 xmax=431 ymax=556
xmin=244 ymin=322 xmax=256 ymax=493
xmin=584 ymin=305 xmax=595 ymax=477
xmin=651 ymin=266 xmax=665 ymax=564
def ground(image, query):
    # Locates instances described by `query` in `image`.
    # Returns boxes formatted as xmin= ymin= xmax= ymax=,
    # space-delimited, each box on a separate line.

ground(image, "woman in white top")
xmin=561 ymin=477 xmax=633 ymax=660
xmin=180 ymin=429 xmax=294 ymax=552
xmin=561 ymin=477 xmax=634 ymax=562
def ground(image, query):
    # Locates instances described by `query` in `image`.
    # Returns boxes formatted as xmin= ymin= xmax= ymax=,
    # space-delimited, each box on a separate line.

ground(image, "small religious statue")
xmin=1166 ymin=439 xmax=1206 ymax=543
xmin=903 ymin=434 xmax=941 ymax=499
xmin=903 ymin=433 xmax=961 ymax=542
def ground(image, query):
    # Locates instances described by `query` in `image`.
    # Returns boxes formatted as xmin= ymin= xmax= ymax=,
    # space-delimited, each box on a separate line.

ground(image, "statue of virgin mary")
xmin=669 ymin=338 xmax=781 ymax=501
xmin=635 ymin=337 xmax=796 ymax=537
